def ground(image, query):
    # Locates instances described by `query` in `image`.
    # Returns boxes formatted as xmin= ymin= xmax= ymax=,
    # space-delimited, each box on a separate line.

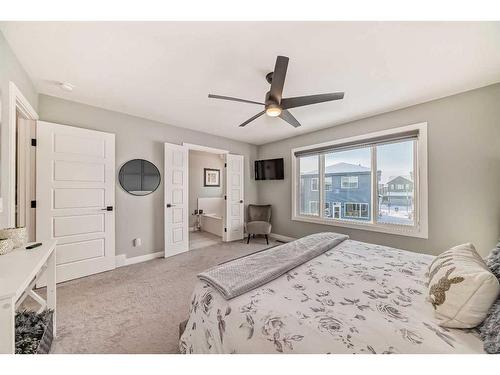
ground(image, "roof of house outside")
xmin=385 ymin=175 xmax=413 ymax=185
xmin=304 ymin=162 xmax=371 ymax=175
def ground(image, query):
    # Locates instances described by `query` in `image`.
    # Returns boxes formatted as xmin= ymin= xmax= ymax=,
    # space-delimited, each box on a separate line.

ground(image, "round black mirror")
xmin=119 ymin=159 xmax=161 ymax=196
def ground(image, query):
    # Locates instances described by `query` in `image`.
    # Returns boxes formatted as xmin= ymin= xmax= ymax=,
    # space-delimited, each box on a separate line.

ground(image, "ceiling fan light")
xmin=266 ymin=105 xmax=282 ymax=117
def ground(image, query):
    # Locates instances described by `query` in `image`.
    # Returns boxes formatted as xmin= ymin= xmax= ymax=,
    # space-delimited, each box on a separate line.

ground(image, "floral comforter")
xmin=179 ymin=239 xmax=484 ymax=354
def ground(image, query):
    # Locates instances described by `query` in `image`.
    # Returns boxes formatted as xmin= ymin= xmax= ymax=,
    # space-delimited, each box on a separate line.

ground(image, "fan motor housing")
xmin=265 ymin=72 xmax=274 ymax=84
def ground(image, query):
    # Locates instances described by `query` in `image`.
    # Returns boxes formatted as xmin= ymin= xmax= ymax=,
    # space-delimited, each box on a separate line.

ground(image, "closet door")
xmin=164 ymin=142 xmax=189 ymax=257
xmin=36 ymin=121 xmax=116 ymax=283
xmin=224 ymin=154 xmax=244 ymax=242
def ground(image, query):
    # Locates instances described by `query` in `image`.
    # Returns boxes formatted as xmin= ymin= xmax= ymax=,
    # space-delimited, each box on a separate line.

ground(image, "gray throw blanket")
xmin=198 ymin=232 xmax=349 ymax=300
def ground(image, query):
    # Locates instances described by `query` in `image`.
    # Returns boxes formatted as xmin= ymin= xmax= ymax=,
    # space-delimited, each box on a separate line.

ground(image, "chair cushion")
xmin=248 ymin=205 xmax=272 ymax=222
xmin=426 ymin=243 xmax=500 ymax=328
xmin=246 ymin=221 xmax=272 ymax=234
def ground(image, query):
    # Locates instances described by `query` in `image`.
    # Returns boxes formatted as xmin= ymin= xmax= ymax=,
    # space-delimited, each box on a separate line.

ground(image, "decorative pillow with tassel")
xmin=427 ymin=243 xmax=499 ymax=328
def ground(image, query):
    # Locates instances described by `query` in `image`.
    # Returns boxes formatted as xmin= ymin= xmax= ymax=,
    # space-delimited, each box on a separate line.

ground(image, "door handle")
xmin=101 ymin=206 xmax=113 ymax=211
xmin=166 ymin=204 xmax=176 ymax=208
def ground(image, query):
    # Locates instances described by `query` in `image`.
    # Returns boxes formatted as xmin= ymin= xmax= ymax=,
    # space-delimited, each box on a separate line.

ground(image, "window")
xmin=292 ymin=123 xmax=428 ymax=238
xmin=299 ymin=155 xmax=319 ymax=216
xmin=341 ymin=176 xmax=358 ymax=189
xmin=311 ymin=178 xmax=319 ymax=191
xmin=325 ymin=176 xmax=333 ymax=191
xmin=344 ymin=203 xmax=369 ymax=219
xmin=377 ymin=140 xmax=415 ymax=226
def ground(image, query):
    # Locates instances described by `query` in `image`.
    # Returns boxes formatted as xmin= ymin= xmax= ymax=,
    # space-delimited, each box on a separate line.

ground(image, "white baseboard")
xmin=115 ymin=250 xmax=164 ymax=268
xmin=269 ymin=233 xmax=296 ymax=243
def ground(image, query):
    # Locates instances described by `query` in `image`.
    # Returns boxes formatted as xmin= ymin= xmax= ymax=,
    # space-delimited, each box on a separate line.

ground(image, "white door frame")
xmin=164 ymin=142 xmax=244 ymax=250
xmin=183 ymin=143 xmax=232 ymax=242
xmin=2 ymin=82 xmax=39 ymax=227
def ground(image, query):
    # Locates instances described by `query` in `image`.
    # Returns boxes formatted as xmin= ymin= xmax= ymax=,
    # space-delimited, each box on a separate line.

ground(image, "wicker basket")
xmin=36 ymin=311 xmax=54 ymax=354
xmin=0 ymin=227 xmax=28 ymax=248
xmin=0 ymin=238 xmax=14 ymax=255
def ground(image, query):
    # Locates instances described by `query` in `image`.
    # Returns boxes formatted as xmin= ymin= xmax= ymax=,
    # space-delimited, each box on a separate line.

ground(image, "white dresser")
xmin=0 ymin=241 xmax=57 ymax=354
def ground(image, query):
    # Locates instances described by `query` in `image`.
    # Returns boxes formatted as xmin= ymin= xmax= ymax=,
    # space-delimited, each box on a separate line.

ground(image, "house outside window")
xmin=309 ymin=201 xmax=318 ymax=214
xmin=324 ymin=202 xmax=332 ymax=217
xmin=292 ymin=123 xmax=428 ymax=238
xmin=311 ymin=178 xmax=319 ymax=191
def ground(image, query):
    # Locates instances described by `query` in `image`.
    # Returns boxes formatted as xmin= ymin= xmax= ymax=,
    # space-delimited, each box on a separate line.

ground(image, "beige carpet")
xmin=41 ymin=234 xmax=276 ymax=354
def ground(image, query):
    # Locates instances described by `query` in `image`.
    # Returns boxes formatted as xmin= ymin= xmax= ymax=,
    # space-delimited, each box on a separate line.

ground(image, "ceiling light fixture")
xmin=265 ymin=104 xmax=282 ymax=117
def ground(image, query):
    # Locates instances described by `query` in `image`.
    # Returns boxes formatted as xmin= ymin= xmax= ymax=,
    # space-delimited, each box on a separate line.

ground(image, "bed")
xmin=179 ymin=237 xmax=484 ymax=354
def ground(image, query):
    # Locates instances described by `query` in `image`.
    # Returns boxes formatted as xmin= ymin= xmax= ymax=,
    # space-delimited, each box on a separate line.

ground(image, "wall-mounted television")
xmin=255 ymin=158 xmax=284 ymax=180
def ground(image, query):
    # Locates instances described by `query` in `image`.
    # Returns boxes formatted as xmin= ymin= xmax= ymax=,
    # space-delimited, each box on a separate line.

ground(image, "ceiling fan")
xmin=208 ymin=56 xmax=344 ymax=128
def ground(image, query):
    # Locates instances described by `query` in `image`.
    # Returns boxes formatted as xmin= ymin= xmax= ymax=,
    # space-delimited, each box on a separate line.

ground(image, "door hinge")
xmin=224 ymin=228 xmax=227 ymax=232
xmin=224 ymin=163 xmax=227 ymax=168
xmin=31 ymin=200 xmax=36 ymax=208
xmin=224 ymin=195 xmax=227 ymax=200
xmin=31 ymin=138 xmax=37 ymax=147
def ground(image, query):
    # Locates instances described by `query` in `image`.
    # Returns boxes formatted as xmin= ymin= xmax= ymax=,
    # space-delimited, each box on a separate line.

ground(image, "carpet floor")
xmin=42 ymin=234 xmax=276 ymax=354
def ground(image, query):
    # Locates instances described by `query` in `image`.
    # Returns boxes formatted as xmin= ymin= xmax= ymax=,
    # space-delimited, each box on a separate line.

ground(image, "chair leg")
xmin=247 ymin=234 xmax=251 ymax=244
xmin=265 ymin=234 xmax=269 ymax=245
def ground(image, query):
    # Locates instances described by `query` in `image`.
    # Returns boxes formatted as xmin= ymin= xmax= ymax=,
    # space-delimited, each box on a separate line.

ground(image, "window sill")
xmin=291 ymin=214 xmax=428 ymax=239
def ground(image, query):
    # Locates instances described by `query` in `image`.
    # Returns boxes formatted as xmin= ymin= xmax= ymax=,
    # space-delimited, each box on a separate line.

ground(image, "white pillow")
xmin=427 ymin=243 xmax=500 ymax=328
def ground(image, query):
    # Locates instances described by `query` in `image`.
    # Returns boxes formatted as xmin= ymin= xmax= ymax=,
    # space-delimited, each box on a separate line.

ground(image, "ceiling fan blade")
xmin=269 ymin=56 xmax=289 ymax=104
xmin=281 ymin=92 xmax=344 ymax=109
xmin=238 ymin=110 xmax=266 ymax=127
xmin=208 ymin=94 xmax=264 ymax=106
xmin=279 ymin=109 xmax=301 ymax=128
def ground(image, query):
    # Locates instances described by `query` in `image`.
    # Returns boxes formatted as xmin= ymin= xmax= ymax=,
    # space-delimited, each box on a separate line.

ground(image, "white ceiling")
xmin=2 ymin=21 xmax=500 ymax=145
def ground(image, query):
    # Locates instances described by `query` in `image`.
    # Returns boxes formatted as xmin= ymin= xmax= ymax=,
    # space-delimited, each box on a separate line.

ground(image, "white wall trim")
xmin=4 ymin=82 xmax=39 ymax=226
xmin=115 ymin=250 xmax=164 ymax=268
xmin=269 ymin=233 xmax=296 ymax=242
xmin=183 ymin=142 xmax=229 ymax=154
xmin=290 ymin=122 xmax=428 ymax=239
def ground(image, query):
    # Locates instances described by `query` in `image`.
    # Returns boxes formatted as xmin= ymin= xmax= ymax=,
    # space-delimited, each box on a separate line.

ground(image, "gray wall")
xmin=0 ymin=32 xmax=38 ymax=228
xmin=38 ymin=94 xmax=259 ymax=258
xmin=189 ymin=150 xmax=224 ymax=227
xmin=257 ymin=83 xmax=500 ymax=257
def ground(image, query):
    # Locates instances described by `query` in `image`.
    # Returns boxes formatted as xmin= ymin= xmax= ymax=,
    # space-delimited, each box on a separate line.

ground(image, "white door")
xmin=224 ymin=154 xmax=244 ymax=242
xmin=164 ymin=143 xmax=189 ymax=257
xmin=36 ymin=121 xmax=115 ymax=283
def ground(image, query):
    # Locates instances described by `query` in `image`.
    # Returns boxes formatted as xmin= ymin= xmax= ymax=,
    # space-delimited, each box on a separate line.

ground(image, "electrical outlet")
xmin=133 ymin=238 xmax=142 ymax=247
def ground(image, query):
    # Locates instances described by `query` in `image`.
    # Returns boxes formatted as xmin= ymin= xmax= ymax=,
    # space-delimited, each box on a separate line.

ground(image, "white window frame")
xmin=310 ymin=177 xmax=319 ymax=191
xmin=341 ymin=175 xmax=358 ymax=189
xmin=291 ymin=122 xmax=428 ymax=239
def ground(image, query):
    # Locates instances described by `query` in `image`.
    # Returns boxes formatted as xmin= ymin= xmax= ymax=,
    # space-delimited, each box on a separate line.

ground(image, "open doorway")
xmin=163 ymin=142 xmax=245 ymax=258
xmin=189 ymin=149 xmax=225 ymax=250
xmin=15 ymin=110 xmax=37 ymax=241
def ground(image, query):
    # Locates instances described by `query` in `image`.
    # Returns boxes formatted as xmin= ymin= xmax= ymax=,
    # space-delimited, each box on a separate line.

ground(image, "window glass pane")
xmin=324 ymin=147 xmax=371 ymax=221
xmin=299 ymin=155 xmax=319 ymax=216
xmin=377 ymin=140 xmax=415 ymax=226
